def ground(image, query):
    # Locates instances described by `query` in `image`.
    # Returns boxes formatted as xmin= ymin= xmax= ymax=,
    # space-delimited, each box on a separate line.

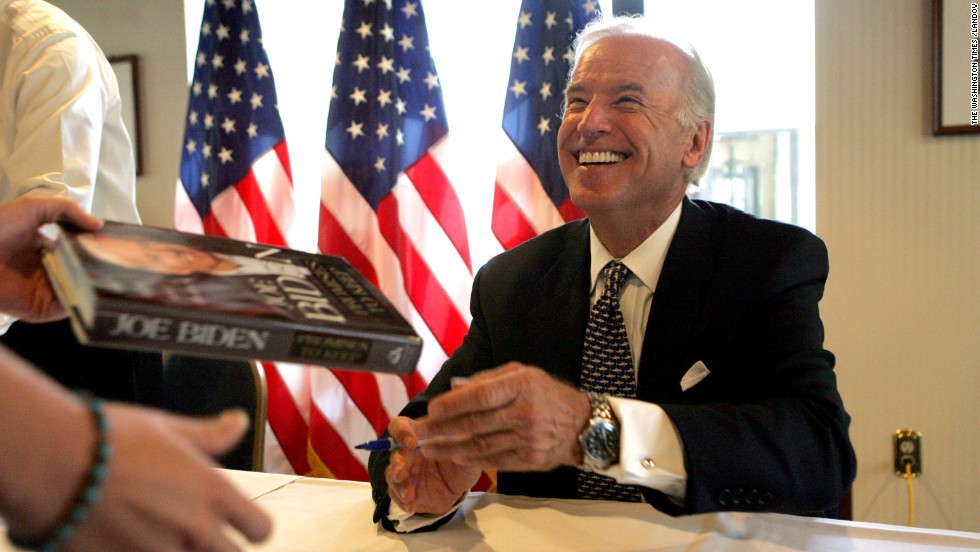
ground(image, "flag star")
xmin=240 ymin=28 xmax=250 ymax=43
xmin=583 ymin=0 xmax=598 ymax=14
xmin=537 ymin=116 xmax=551 ymax=135
xmin=380 ymin=23 xmax=394 ymax=42
xmin=216 ymin=23 xmax=230 ymax=40
xmin=196 ymin=51 xmax=207 ymax=66
xmin=510 ymin=79 xmax=528 ymax=98
xmin=192 ymin=81 xmax=203 ymax=95
xmin=353 ymin=54 xmax=371 ymax=73
xmin=542 ymin=46 xmax=555 ymax=65
xmin=394 ymin=98 xmax=407 ymax=115
xmin=397 ymin=34 xmax=414 ymax=52
xmin=374 ymin=156 xmax=386 ymax=172
xmin=247 ymin=122 xmax=258 ymax=138
xmin=377 ymin=56 xmax=395 ymax=74
xmin=331 ymin=85 xmax=337 ymax=100
xmin=227 ymin=87 xmax=243 ymax=104
xmin=221 ymin=0 xmax=235 ymax=9
xmin=349 ymin=87 xmax=368 ymax=106
xmin=241 ymin=0 xmax=252 ymax=12
xmin=518 ymin=11 xmax=532 ymax=29
xmin=539 ymin=82 xmax=552 ymax=101
xmin=218 ymin=146 xmax=233 ymax=164
xmin=396 ymin=128 xmax=405 ymax=145
xmin=377 ymin=88 xmax=393 ymax=108
xmin=401 ymin=1 xmax=418 ymax=19
xmin=201 ymin=22 xmax=212 ymax=36
xmin=395 ymin=66 xmax=411 ymax=83
xmin=254 ymin=61 xmax=270 ymax=79
xmin=201 ymin=144 xmax=212 ymax=158
xmin=513 ymin=45 xmax=530 ymax=64
xmin=234 ymin=58 xmax=247 ymax=75
xmin=185 ymin=139 xmax=197 ymax=153
xmin=211 ymin=54 xmax=224 ymax=69
xmin=420 ymin=103 xmax=437 ymax=121
xmin=200 ymin=173 xmax=210 ymax=187
xmin=545 ymin=11 xmax=557 ymax=29
xmin=188 ymin=110 xmax=199 ymax=125
xmin=566 ymin=11 xmax=574 ymax=29
xmin=335 ymin=52 xmax=341 ymax=66
xmin=424 ymin=72 xmax=439 ymax=90
xmin=204 ymin=113 xmax=215 ymax=129
xmin=208 ymin=84 xmax=218 ymax=99
xmin=355 ymin=21 xmax=373 ymax=39
xmin=362 ymin=0 xmax=376 ymax=5
xmin=376 ymin=122 xmax=389 ymax=140
xmin=221 ymin=117 xmax=236 ymax=133
xmin=249 ymin=92 xmax=263 ymax=109
xmin=563 ymin=46 xmax=575 ymax=63
xmin=382 ymin=0 xmax=392 ymax=8
xmin=346 ymin=120 xmax=365 ymax=139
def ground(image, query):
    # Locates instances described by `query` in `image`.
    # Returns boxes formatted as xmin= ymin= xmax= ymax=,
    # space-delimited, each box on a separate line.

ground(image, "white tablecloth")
xmin=220 ymin=470 xmax=980 ymax=551
xmin=3 ymin=469 xmax=978 ymax=551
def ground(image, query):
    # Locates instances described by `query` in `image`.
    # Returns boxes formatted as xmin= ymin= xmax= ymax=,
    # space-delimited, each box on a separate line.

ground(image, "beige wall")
xmin=817 ymin=0 xmax=978 ymax=532
xmin=47 ymin=0 xmax=979 ymax=533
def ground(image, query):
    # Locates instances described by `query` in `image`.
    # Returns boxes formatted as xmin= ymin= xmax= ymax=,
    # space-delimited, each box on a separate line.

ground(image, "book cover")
xmin=42 ymin=221 xmax=422 ymax=374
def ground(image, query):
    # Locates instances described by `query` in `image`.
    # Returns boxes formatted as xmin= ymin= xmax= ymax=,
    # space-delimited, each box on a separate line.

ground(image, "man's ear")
xmin=682 ymin=120 xmax=712 ymax=169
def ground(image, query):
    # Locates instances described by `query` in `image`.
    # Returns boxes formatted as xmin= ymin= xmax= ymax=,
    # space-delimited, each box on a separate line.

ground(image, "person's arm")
xmin=0 ymin=345 xmax=271 ymax=550
xmin=4 ymin=28 xmax=110 ymax=209
xmin=659 ymin=230 xmax=855 ymax=515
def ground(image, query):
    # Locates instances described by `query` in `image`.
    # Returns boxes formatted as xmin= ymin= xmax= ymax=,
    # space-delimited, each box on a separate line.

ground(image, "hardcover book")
xmin=41 ymin=221 xmax=422 ymax=374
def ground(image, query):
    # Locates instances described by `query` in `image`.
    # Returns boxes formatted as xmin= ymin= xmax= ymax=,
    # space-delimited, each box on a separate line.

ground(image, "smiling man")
xmin=368 ymin=15 xmax=856 ymax=533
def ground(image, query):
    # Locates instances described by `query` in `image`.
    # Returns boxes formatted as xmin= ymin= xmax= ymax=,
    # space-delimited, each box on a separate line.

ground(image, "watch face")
xmin=585 ymin=420 xmax=617 ymax=461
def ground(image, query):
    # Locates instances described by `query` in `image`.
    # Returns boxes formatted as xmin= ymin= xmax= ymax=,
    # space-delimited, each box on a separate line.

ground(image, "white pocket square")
xmin=680 ymin=361 xmax=710 ymax=392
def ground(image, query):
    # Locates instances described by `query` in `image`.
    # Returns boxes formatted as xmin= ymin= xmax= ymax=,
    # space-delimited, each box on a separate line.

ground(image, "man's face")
xmin=558 ymin=35 xmax=701 ymax=220
xmin=79 ymin=233 xmax=227 ymax=275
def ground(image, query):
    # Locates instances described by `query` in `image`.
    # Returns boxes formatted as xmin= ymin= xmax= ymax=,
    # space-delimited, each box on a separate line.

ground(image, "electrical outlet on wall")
xmin=893 ymin=429 xmax=922 ymax=477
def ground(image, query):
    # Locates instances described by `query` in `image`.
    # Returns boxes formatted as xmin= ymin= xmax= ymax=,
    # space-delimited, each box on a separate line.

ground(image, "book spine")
xmin=85 ymin=307 xmax=421 ymax=374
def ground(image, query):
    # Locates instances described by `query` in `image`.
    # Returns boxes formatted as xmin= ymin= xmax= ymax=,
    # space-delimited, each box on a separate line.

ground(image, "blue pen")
xmin=354 ymin=438 xmax=404 ymax=451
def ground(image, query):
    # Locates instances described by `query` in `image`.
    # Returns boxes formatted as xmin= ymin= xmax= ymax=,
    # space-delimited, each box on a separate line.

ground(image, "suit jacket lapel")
xmin=526 ymin=220 xmax=591 ymax=387
xmin=638 ymin=199 xmax=716 ymax=401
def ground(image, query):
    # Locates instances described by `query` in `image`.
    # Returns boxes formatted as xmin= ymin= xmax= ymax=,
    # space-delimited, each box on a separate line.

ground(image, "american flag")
xmin=492 ymin=0 xmax=601 ymax=250
xmin=318 ymin=0 xmax=485 ymax=486
xmin=174 ymin=0 xmax=307 ymax=476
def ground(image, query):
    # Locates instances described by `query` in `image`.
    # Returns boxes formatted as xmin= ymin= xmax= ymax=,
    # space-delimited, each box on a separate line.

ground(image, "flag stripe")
xmin=492 ymin=183 xmax=538 ymax=250
xmin=262 ymin=361 xmax=312 ymax=475
xmin=376 ymin=193 xmax=468 ymax=357
xmin=317 ymin=203 xmax=380 ymax=285
xmin=404 ymin=153 xmax=471 ymax=272
xmin=330 ymin=370 xmax=390 ymax=436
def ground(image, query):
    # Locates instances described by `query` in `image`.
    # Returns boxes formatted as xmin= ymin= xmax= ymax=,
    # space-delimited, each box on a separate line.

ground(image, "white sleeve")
xmin=598 ymin=396 xmax=688 ymax=502
xmin=386 ymin=492 xmax=467 ymax=533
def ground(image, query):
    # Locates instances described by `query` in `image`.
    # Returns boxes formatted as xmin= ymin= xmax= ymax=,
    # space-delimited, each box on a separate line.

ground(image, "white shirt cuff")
xmin=386 ymin=492 xmax=467 ymax=533
xmin=600 ymin=396 xmax=688 ymax=502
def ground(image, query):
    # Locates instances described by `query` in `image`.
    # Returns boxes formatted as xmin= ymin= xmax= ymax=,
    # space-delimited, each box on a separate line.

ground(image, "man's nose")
xmin=577 ymin=103 xmax=612 ymax=139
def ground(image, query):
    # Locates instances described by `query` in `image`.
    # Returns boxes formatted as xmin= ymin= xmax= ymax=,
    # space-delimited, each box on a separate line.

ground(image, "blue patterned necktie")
xmin=577 ymin=260 xmax=642 ymax=502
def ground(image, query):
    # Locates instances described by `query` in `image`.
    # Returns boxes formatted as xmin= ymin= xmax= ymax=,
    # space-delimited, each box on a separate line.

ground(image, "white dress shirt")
xmin=0 ymin=0 xmax=140 ymax=331
xmin=587 ymin=201 xmax=688 ymax=502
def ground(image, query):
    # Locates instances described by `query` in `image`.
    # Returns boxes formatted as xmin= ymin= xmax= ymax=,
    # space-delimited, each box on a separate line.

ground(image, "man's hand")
xmin=417 ymin=362 xmax=591 ymax=472
xmin=0 ymin=196 xmax=102 ymax=322
xmin=384 ymin=416 xmax=481 ymax=515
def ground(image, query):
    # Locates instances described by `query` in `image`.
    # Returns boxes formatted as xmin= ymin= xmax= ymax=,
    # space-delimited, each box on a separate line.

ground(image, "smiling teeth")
xmin=579 ymin=151 xmax=625 ymax=164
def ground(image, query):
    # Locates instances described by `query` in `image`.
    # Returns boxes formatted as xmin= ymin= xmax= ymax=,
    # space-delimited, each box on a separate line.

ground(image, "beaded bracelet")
xmin=8 ymin=393 xmax=112 ymax=552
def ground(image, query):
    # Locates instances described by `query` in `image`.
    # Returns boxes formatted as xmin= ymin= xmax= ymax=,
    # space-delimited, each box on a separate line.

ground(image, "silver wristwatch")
xmin=578 ymin=392 xmax=620 ymax=471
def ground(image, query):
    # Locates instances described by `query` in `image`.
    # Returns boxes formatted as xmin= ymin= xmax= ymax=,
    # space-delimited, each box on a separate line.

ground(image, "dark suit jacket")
xmin=369 ymin=198 xmax=857 ymax=528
